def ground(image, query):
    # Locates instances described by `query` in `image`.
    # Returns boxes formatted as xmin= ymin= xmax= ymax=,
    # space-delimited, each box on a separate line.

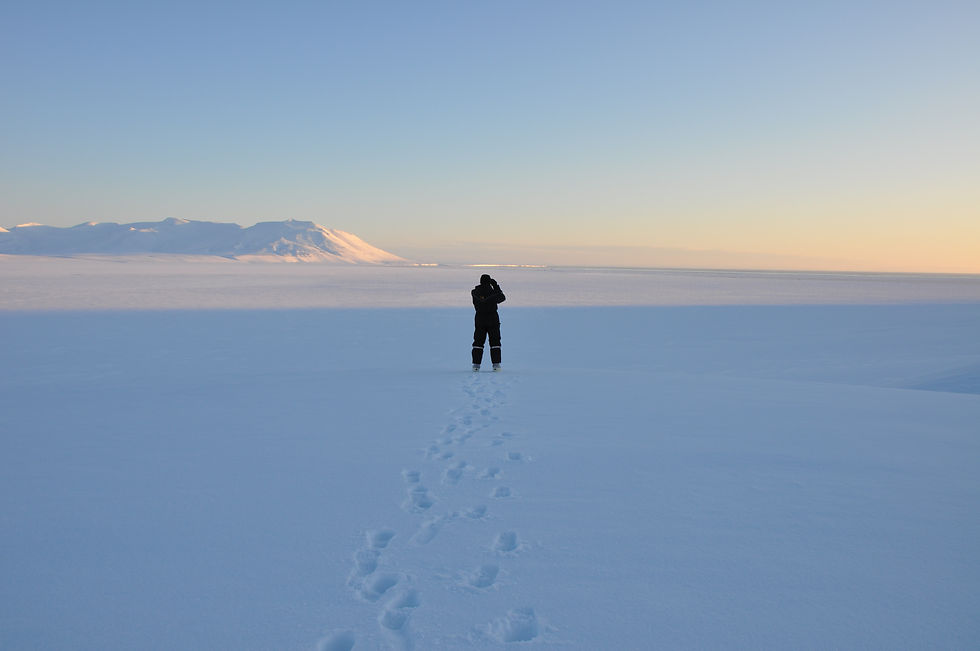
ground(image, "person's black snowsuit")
xmin=471 ymin=274 xmax=505 ymax=366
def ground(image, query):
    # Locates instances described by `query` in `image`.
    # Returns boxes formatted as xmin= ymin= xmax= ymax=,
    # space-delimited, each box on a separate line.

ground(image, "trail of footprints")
xmin=321 ymin=374 xmax=539 ymax=650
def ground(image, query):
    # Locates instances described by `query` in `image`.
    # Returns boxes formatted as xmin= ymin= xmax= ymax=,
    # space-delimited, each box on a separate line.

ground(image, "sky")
xmin=2 ymin=0 xmax=978 ymax=272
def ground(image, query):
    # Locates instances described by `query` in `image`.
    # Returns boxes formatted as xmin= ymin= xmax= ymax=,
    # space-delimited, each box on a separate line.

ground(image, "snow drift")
xmin=0 ymin=218 xmax=406 ymax=263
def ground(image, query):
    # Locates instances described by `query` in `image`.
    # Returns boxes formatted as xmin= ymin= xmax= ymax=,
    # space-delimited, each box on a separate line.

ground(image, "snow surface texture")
xmin=0 ymin=218 xmax=405 ymax=263
xmin=2 ymin=257 xmax=980 ymax=311
xmin=1 ymin=269 xmax=979 ymax=650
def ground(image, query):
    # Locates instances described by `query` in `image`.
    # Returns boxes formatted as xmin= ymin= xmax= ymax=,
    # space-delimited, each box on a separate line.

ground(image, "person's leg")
xmin=472 ymin=319 xmax=488 ymax=365
xmin=489 ymin=321 xmax=501 ymax=365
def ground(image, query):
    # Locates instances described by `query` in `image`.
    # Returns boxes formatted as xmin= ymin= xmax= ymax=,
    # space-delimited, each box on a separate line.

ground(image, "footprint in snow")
xmin=467 ymin=563 xmax=499 ymax=589
xmin=490 ymin=432 xmax=515 ymax=447
xmin=425 ymin=444 xmax=454 ymax=460
xmin=348 ymin=549 xmax=380 ymax=584
xmin=347 ymin=529 xmax=395 ymax=586
xmin=492 ymin=531 xmax=520 ymax=553
xmin=411 ymin=517 xmax=446 ymax=545
xmin=359 ymin=572 xmax=400 ymax=602
xmin=387 ymin=587 xmax=421 ymax=610
xmin=451 ymin=430 xmax=473 ymax=445
xmin=402 ymin=485 xmax=434 ymax=512
xmin=442 ymin=460 xmax=467 ymax=485
xmin=462 ymin=504 xmax=488 ymax=519
xmin=487 ymin=607 xmax=539 ymax=643
xmin=366 ymin=529 xmax=396 ymax=550
xmin=317 ymin=630 xmax=355 ymax=651
xmin=478 ymin=466 xmax=501 ymax=480
xmin=401 ymin=469 xmax=421 ymax=484
xmin=490 ymin=486 xmax=512 ymax=499
xmin=378 ymin=588 xmax=421 ymax=651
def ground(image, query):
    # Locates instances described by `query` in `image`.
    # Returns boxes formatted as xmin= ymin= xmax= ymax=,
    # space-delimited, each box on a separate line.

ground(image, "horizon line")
xmin=2 ymin=252 xmax=979 ymax=279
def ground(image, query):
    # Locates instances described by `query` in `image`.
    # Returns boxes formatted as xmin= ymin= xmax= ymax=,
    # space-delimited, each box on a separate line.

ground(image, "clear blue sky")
xmin=2 ymin=0 xmax=978 ymax=270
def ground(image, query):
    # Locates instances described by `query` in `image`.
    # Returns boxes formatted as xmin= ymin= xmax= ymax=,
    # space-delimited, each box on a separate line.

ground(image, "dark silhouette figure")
xmin=471 ymin=274 xmax=505 ymax=370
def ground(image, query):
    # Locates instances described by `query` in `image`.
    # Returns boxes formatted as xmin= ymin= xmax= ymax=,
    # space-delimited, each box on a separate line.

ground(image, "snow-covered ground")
xmin=3 ymin=255 xmax=980 ymax=310
xmin=1 ymin=262 xmax=978 ymax=649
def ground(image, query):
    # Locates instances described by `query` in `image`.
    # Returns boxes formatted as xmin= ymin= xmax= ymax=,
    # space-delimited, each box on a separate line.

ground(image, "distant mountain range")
xmin=0 ymin=218 xmax=406 ymax=263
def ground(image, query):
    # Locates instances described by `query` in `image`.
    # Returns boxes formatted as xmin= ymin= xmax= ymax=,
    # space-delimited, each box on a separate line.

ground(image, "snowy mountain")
xmin=0 ymin=218 xmax=406 ymax=263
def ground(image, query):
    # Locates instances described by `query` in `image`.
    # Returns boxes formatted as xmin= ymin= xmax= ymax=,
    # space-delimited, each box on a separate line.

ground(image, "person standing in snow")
xmin=471 ymin=274 xmax=505 ymax=371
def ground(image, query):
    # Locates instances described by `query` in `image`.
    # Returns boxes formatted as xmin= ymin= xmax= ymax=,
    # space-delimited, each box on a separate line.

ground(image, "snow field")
xmin=3 ymin=257 xmax=980 ymax=311
xmin=1 ymin=302 xmax=978 ymax=649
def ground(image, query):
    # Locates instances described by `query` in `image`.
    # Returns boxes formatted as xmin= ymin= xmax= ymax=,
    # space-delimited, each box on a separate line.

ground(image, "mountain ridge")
xmin=0 ymin=218 xmax=406 ymax=263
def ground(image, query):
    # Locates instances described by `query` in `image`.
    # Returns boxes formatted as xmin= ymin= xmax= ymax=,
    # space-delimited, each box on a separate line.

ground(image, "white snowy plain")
xmin=1 ymin=259 xmax=979 ymax=650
